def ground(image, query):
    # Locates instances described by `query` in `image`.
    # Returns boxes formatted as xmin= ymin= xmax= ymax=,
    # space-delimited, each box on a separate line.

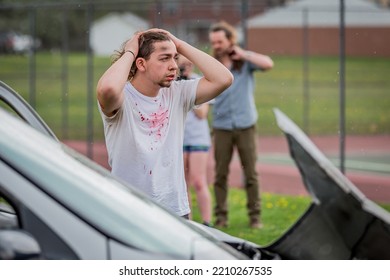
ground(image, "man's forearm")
xmin=96 ymin=51 xmax=134 ymax=115
xmin=178 ymin=41 xmax=230 ymax=86
xmin=177 ymin=40 xmax=233 ymax=104
xmin=245 ymin=51 xmax=274 ymax=70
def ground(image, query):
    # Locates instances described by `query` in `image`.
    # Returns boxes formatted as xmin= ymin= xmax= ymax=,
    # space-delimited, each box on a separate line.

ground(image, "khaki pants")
xmin=213 ymin=125 xmax=261 ymax=223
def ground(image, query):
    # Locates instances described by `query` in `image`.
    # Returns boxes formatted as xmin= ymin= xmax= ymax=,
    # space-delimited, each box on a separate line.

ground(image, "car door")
xmin=0 ymin=161 xmax=109 ymax=260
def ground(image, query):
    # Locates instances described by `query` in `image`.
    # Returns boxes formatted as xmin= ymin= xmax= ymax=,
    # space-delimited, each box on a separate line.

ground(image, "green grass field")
xmin=1 ymin=52 xmax=389 ymax=140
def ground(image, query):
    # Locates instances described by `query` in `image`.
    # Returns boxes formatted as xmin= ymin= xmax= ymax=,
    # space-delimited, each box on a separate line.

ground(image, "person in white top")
xmin=96 ymin=29 xmax=233 ymax=218
xmin=178 ymin=55 xmax=212 ymax=226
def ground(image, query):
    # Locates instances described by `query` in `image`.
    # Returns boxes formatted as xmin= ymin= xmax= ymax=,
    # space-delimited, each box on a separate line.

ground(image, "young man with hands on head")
xmin=96 ymin=28 xmax=233 ymax=219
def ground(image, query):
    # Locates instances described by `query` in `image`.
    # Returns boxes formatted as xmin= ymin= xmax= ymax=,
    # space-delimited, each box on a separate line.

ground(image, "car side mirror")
xmin=0 ymin=229 xmax=42 ymax=260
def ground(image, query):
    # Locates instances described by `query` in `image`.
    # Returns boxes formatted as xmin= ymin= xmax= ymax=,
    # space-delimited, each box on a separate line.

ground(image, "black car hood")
xmin=264 ymin=108 xmax=390 ymax=259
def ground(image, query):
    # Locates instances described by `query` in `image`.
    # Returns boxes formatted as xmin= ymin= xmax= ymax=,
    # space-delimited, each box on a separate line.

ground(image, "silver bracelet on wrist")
xmin=125 ymin=50 xmax=136 ymax=59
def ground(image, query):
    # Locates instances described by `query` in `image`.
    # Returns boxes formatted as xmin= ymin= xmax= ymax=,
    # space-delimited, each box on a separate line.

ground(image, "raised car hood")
xmin=265 ymin=108 xmax=390 ymax=259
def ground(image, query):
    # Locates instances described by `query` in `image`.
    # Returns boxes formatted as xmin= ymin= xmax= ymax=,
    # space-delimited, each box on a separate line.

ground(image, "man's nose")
xmin=171 ymin=59 xmax=178 ymax=69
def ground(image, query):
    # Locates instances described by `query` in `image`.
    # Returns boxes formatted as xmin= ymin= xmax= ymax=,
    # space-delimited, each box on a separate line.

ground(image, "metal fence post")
xmin=61 ymin=9 xmax=69 ymax=140
xmin=28 ymin=7 xmax=37 ymax=110
xmin=339 ymin=0 xmax=346 ymax=173
xmin=302 ymin=8 xmax=310 ymax=134
xmin=86 ymin=2 xmax=94 ymax=159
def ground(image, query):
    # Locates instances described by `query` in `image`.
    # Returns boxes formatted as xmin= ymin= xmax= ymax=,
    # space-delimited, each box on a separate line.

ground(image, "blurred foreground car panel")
xmin=0 ymin=108 xmax=246 ymax=260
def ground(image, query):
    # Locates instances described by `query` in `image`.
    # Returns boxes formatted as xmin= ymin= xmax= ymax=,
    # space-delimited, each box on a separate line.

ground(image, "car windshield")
xmin=0 ymin=109 xmax=238 ymax=259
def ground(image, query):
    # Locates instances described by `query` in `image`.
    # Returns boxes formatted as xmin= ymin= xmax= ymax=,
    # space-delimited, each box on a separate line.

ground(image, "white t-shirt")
xmin=183 ymin=73 xmax=212 ymax=147
xmin=183 ymin=105 xmax=212 ymax=147
xmin=98 ymin=79 xmax=200 ymax=216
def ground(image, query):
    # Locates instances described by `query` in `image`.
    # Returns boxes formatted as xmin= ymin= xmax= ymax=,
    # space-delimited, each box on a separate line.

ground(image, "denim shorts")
xmin=183 ymin=145 xmax=210 ymax=152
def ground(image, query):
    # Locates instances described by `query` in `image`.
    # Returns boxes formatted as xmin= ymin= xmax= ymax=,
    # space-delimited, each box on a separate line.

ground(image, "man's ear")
xmin=136 ymin=58 xmax=146 ymax=72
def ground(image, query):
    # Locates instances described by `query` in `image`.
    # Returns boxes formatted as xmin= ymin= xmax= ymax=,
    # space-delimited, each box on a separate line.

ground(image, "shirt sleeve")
xmin=97 ymin=99 xmax=123 ymax=125
xmin=179 ymin=77 xmax=200 ymax=113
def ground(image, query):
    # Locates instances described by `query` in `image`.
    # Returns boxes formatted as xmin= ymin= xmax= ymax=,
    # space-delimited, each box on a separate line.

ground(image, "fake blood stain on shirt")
xmin=135 ymin=101 xmax=170 ymax=174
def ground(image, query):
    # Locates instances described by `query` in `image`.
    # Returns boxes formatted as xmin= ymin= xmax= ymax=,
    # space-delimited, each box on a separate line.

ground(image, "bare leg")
xmin=183 ymin=151 xmax=193 ymax=220
xmin=189 ymin=151 xmax=212 ymax=224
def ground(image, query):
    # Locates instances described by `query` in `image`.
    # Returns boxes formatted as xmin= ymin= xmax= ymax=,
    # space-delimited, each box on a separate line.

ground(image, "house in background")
xmin=148 ymin=0 xmax=270 ymax=45
xmin=89 ymin=0 xmax=390 ymax=57
xmin=89 ymin=1 xmax=291 ymax=52
xmin=90 ymin=12 xmax=149 ymax=56
xmin=246 ymin=0 xmax=390 ymax=56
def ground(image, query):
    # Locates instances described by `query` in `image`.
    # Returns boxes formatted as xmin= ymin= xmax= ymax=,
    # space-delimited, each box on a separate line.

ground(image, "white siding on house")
xmin=247 ymin=0 xmax=390 ymax=27
xmin=90 ymin=13 xmax=149 ymax=56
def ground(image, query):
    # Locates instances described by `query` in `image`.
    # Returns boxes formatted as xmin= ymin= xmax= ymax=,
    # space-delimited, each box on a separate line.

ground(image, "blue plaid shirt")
xmin=212 ymin=61 xmax=262 ymax=130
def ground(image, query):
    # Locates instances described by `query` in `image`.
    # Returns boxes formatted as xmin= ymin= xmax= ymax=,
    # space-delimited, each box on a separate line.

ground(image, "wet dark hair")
xmin=111 ymin=31 xmax=171 ymax=81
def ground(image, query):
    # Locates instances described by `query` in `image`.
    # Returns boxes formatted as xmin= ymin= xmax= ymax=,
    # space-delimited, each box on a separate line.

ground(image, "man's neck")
xmin=131 ymin=76 xmax=160 ymax=98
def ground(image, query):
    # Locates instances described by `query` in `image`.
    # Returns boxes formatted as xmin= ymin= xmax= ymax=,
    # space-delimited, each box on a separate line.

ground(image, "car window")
xmin=0 ymin=196 xmax=18 ymax=229
xmin=0 ymin=181 xmax=79 ymax=260
xmin=0 ymin=99 xmax=22 ymax=118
